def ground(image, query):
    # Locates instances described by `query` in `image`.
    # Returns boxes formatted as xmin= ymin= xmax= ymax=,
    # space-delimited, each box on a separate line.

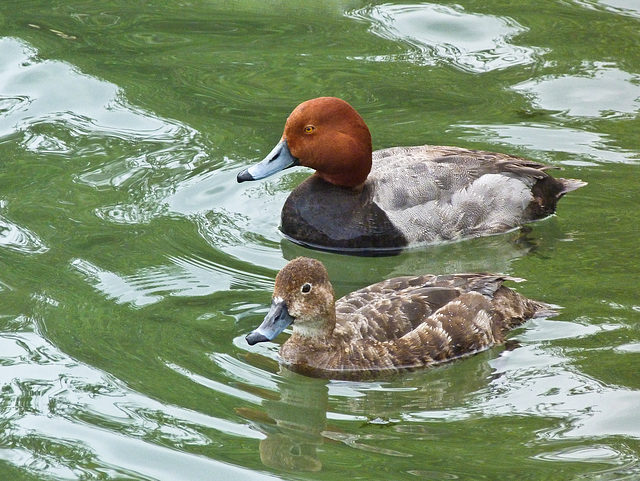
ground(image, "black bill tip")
xmin=246 ymin=331 xmax=270 ymax=345
xmin=237 ymin=169 xmax=254 ymax=183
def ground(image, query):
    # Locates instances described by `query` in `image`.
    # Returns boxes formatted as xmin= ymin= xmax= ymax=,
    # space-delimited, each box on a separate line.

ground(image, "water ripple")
xmin=0 ymin=95 xmax=31 ymax=116
xmin=167 ymin=361 xmax=265 ymax=405
xmin=70 ymin=254 xmax=272 ymax=308
xmin=0 ymin=36 xmax=206 ymax=175
xmin=0 ymin=204 xmax=48 ymax=255
xmin=0 ymin=37 xmax=292 ymax=266
xmin=513 ymin=63 xmax=640 ymax=119
xmin=348 ymin=3 xmax=544 ymax=72
xmin=573 ymin=0 xmax=640 ymax=18
xmin=459 ymin=122 xmax=639 ymax=165
xmin=395 ymin=339 xmax=640 ymax=444
xmin=0 ymin=321 xmax=274 ymax=481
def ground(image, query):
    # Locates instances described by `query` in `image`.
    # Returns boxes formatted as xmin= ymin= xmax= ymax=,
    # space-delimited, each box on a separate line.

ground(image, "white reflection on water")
xmin=0 ymin=201 xmax=48 ymax=255
xmin=459 ymin=123 xmax=638 ymax=165
xmin=348 ymin=3 xmax=543 ymax=72
xmin=0 ymin=38 xmax=194 ymax=152
xmin=480 ymin=327 xmax=640 ymax=442
xmin=573 ymin=0 xmax=640 ymax=18
xmin=513 ymin=63 xmax=640 ymax=119
xmin=71 ymin=255 xmax=272 ymax=308
xmin=0 ymin=36 xmax=211 ymax=231
xmin=0 ymin=215 xmax=48 ymax=255
xmin=0 ymin=319 xmax=274 ymax=481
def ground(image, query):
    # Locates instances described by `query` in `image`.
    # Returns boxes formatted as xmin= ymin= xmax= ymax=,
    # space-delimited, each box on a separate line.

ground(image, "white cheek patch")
xmin=292 ymin=323 xmax=319 ymax=338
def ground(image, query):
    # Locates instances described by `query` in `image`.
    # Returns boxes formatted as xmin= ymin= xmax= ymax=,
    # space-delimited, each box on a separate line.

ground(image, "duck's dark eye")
xmin=301 ymin=283 xmax=312 ymax=294
xmin=304 ymin=125 xmax=315 ymax=134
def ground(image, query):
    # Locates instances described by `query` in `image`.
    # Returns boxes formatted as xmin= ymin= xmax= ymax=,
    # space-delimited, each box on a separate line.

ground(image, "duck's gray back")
xmin=370 ymin=145 xmax=551 ymax=244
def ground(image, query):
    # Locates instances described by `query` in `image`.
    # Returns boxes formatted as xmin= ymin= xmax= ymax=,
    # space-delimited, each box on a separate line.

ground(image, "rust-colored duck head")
xmin=237 ymin=97 xmax=373 ymax=188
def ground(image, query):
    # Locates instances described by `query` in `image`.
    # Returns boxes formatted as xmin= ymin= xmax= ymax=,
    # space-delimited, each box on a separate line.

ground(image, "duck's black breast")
xmin=280 ymin=175 xmax=407 ymax=255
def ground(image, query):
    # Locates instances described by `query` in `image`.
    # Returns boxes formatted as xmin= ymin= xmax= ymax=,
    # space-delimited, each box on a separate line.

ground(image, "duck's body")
xmin=237 ymin=97 xmax=585 ymax=255
xmin=246 ymin=257 xmax=555 ymax=380
xmin=282 ymin=144 xmax=583 ymax=253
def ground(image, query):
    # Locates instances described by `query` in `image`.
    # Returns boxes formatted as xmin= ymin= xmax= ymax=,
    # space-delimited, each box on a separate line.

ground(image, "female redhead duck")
xmin=246 ymin=257 xmax=555 ymax=380
xmin=237 ymin=97 xmax=585 ymax=255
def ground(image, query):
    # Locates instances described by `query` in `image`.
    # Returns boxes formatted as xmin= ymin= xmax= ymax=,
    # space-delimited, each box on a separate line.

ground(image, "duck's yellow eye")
xmin=304 ymin=125 xmax=315 ymax=134
xmin=301 ymin=283 xmax=312 ymax=294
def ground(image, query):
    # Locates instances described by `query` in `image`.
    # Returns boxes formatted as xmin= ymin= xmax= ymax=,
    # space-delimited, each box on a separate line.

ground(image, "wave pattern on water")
xmin=0 ymin=319 xmax=275 ymax=481
xmin=0 ymin=38 xmax=193 ymax=145
xmin=513 ymin=63 xmax=640 ymax=119
xmin=70 ymin=254 xmax=272 ymax=308
xmin=459 ymin=123 xmax=639 ymax=165
xmin=573 ymin=0 xmax=640 ymax=18
xmin=0 ymin=218 xmax=48 ymax=255
xmin=0 ymin=36 xmax=212 ymax=221
xmin=347 ymin=3 xmax=544 ymax=73
xmin=0 ymin=200 xmax=48 ymax=255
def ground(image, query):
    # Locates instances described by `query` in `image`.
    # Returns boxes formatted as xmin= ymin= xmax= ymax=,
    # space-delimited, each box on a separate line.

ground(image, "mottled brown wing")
xmin=334 ymin=273 xmax=511 ymax=343
xmin=391 ymin=291 xmax=497 ymax=366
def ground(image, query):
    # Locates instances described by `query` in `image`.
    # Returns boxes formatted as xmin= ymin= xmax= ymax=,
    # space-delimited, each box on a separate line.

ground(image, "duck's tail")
xmin=493 ymin=286 xmax=559 ymax=337
xmin=529 ymin=299 xmax=560 ymax=319
xmin=557 ymin=178 xmax=587 ymax=197
xmin=530 ymin=176 xmax=586 ymax=219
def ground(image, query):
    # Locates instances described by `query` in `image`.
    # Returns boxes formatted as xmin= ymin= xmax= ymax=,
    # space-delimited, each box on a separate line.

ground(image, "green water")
xmin=1 ymin=0 xmax=639 ymax=479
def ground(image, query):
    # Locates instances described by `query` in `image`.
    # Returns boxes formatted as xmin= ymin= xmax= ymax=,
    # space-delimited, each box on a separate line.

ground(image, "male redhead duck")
xmin=246 ymin=257 xmax=555 ymax=380
xmin=237 ymin=97 xmax=586 ymax=255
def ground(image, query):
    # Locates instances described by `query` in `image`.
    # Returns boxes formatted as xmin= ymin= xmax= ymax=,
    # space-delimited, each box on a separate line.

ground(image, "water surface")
xmin=1 ymin=1 xmax=639 ymax=479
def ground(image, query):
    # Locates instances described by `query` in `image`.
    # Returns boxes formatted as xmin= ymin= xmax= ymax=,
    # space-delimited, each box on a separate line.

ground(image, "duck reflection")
xmin=239 ymin=369 xmax=328 ymax=472
xmin=280 ymin=226 xmax=540 ymax=297
xmin=239 ymin=351 xmax=499 ymax=472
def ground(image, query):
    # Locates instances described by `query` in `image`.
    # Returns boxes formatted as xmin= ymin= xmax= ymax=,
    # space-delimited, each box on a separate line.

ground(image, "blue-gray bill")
xmin=237 ymin=139 xmax=299 ymax=183
xmin=245 ymin=298 xmax=294 ymax=345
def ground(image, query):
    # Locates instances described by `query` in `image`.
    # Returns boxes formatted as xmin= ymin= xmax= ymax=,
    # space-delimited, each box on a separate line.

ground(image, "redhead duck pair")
xmin=238 ymin=96 xmax=585 ymax=255
xmin=240 ymin=97 xmax=577 ymax=378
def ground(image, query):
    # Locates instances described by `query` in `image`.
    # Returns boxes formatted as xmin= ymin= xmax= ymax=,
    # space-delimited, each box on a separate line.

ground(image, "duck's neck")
xmin=309 ymin=131 xmax=372 ymax=188
xmin=315 ymin=159 xmax=371 ymax=188
xmin=290 ymin=313 xmax=336 ymax=342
